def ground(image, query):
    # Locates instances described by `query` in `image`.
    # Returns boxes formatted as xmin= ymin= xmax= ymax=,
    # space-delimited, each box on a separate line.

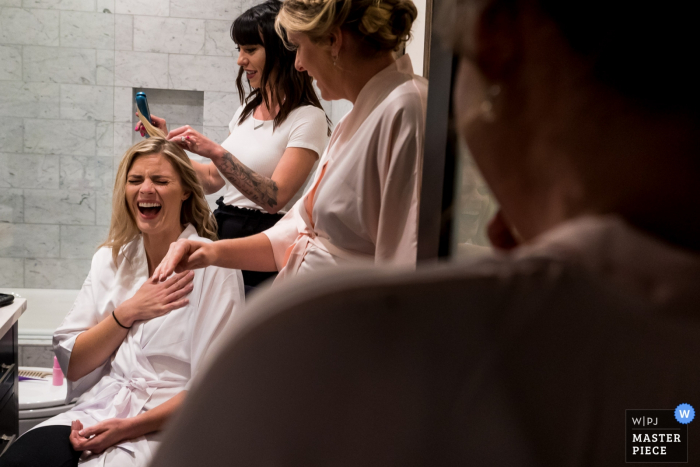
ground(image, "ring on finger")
xmin=181 ymin=136 xmax=186 ymax=143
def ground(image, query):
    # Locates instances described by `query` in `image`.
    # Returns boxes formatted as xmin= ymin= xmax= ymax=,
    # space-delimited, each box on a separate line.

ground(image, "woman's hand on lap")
xmin=167 ymin=126 xmax=222 ymax=160
xmin=152 ymin=239 xmax=214 ymax=282
xmin=116 ymin=270 xmax=194 ymax=326
xmin=70 ymin=418 xmax=134 ymax=454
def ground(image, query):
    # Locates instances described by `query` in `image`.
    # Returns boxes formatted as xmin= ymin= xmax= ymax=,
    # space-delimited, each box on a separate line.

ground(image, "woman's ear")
xmin=182 ymin=191 xmax=191 ymax=201
xmin=327 ymin=27 xmax=343 ymax=58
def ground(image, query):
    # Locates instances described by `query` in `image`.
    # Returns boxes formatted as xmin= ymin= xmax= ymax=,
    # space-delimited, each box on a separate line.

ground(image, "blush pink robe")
xmin=264 ymin=55 xmax=428 ymax=283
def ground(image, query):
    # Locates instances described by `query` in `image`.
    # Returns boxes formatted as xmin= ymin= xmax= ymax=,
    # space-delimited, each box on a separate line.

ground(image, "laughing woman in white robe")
xmin=0 ymin=138 xmax=243 ymax=467
xmin=152 ymin=0 xmax=427 ymax=285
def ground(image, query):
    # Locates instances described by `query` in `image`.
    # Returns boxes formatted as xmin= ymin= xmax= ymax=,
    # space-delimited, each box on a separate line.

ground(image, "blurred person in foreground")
xmin=149 ymin=0 xmax=700 ymax=465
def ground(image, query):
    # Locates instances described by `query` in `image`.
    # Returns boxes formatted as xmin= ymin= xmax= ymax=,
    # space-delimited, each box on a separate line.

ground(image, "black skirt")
xmin=213 ymin=197 xmax=284 ymax=290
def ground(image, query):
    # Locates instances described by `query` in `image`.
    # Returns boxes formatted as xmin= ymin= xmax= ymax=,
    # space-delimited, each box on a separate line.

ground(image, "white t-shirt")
xmin=218 ymin=104 xmax=329 ymax=213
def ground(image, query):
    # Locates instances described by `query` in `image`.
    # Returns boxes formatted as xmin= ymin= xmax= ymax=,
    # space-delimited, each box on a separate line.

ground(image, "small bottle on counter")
xmin=52 ymin=356 xmax=64 ymax=386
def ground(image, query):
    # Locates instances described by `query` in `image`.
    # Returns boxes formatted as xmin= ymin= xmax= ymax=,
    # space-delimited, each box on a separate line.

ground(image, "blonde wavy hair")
xmin=101 ymin=137 xmax=217 ymax=262
xmin=276 ymin=0 xmax=417 ymax=52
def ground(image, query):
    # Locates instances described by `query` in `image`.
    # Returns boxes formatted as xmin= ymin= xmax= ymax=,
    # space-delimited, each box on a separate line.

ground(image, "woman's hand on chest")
xmin=115 ymin=270 xmax=195 ymax=327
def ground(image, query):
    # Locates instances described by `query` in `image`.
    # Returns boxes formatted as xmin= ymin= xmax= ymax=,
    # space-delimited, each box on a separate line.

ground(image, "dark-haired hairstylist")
xmin=138 ymin=0 xmax=329 ymax=293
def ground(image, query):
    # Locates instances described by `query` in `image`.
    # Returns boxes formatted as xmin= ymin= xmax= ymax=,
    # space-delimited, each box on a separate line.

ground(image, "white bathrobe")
xmin=263 ymin=55 xmax=428 ymax=283
xmin=45 ymin=224 xmax=244 ymax=466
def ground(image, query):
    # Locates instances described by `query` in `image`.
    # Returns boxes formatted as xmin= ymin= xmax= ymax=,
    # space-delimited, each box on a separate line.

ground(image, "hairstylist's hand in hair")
xmin=135 ymin=114 xmax=168 ymax=138
xmin=152 ymin=239 xmax=215 ymax=282
xmin=167 ymin=126 xmax=222 ymax=161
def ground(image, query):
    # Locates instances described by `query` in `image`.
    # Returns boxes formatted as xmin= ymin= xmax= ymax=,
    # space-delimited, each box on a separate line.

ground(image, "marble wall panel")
xmin=203 ymin=126 xmax=229 ymax=145
xmin=0 ymin=189 xmax=23 ymax=223
xmin=0 ymin=117 xmax=23 ymax=153
xmin=170 ymin=0 xmax=239 ymax=20
xmin=0 ymin=258 xmax=24 ymax=288
xmin=24 ymin=257 xmax=91 ymax=289
xmin=0 ymin=45 xmax=21 ymax=80
xmin=330 ymin=99 xmax=353 ymax=127
xmin=115 ymin=14 xmax=133 ymax=50
xmin=203 ymin=20 xmax=237 ymax=57
xmin=169 ymin=55 xmax=237 ymax=92
xmin=133 ymin=88 xmax=204 ymax=125
xmin=0 ymin=82 xmax=60 ymax=118
xmin=96 ymin=122 xmax=114 ymax=156
xmin=60 ymin=11 xmax=114 ymax=49
xmin=24 ymin=189 xmax=95 ymax=224
xmin=0 ymin=8 xmax=59 ymax=46
xmin=19 ymin=345 xmax=54 ymax=368
xmin=22 ymin=0 xmax=95 ymax=10
xmin=96 ymin=50 xmax=115 ymax=85
xmin=114 ymin=51 xmax=168 ymax=88
xmin=0 ymin=223 xmax=60 ymax=258
xmin=24 ymin=119 xmax=96 ymax=156
xmin=95 ymin=190 xmax=112 ymax=226
xmin=0 ymin=0 xmax=21 ymax=7
xmin=23 ymin=46 xmax=96 ymax=85
xmin=60 ymin=225 xmax=108 ymax=258
xmin=113 ymin=122 xmax=132 ymax=157
xmin=0 ymin=153 xmax=59 ymax=189
xmin=115 ymin=0 xmax=168 ymax=16
xmin=204 ymin=91 xmax=239 ymax=127
xmin=60 ymin=84 xmax=114 ymax=121
xmin=96 ymin=0 xmax=113 ymax=13
xmin=59 ymin=156 xmax=113 ymax=190
xmin=113 ymin=86 xmax=132 ymax=122
xmin=133 ymin=16 xmax=205 ymax=55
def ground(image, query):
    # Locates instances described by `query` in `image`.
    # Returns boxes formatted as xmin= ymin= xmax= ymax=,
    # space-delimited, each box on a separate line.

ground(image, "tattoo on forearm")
xmin=216 ymin=152 xmax=278 ymax=209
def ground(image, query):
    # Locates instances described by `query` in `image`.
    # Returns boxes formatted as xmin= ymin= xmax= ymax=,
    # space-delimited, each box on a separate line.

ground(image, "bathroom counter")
xmin=0 ymin=299 xmax=26 ymax=339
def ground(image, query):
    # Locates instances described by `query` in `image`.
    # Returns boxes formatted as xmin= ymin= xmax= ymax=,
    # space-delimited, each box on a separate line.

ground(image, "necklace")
xmin=253 ymin=118 xmax=264 ymax=130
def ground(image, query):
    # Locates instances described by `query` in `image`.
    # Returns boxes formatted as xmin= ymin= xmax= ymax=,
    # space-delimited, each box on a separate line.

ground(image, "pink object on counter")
xmin=52 ymin=356 xmax=64 ymax=386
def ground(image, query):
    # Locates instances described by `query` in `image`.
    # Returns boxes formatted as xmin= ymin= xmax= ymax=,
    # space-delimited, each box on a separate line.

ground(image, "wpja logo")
xmin=626 ymin=404 xmax=695 ymax=463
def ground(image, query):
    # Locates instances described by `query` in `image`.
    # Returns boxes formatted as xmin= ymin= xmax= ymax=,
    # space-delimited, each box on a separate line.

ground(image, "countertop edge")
xmin=0 ymin=298 xmax=27 ymax=338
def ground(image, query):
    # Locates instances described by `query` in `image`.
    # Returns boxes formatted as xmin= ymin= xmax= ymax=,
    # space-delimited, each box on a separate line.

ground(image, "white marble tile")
xmin=204 ymin=91 xmax=239 ymax=126
xmin=60 ymin=10 xmax=114 ymax=49
xmin=60 ymin=225 xmax=109 ymax=258
xmin=136 ymin=88 xmax=204 ymax=126
xmin=0 ymin=153 xmax=59 ymax=189
xmin=0 ymin=258 xmax=24 ymax=288
xmin=96 ymin=50 xmax=114 ymax=85
xmin=22 ymin=0 xmax=95 ymax=10
xmin=24 ymin=119 xmax=96 ymax=156
xmin=0 ymin=117 xmax=23 ymax=153
xmin=0 ymin=82 xmax=60 ymax=118
xmin=203 ymin=126 xmax=229 ymax=145
xmin=96 ymin=0 xmax=113 ymax=13
xmin=60 ymin=156 xmax=113 ymax=190
xmin=0 ymin=0 xmax=21 ymax=7
xmin=113 ymin=86 xmax=132 ymax=122
xmin=0 ymin=7 xmax=59 ymax=46
xmin=114 ymin=14 xmax=132 ymax=50
xmin=330 ymin=99 xmax=352 ymax=127
xmin=0 ymin=189 xmax=23 ymax=223
xmin=0 ymin=45 xmax=21 ymax=80
xmin=19 ymin=345 xmax=54 ymax=368
xmin=170 ymin=0 xmax=239 ymax=20
xmin=23 ymin=46 xmax=96 ymax=85
xmin=133 ymin=16 xmax=205 ymax=55
xmin=24 ymin=189 xmax=95 ymax=224
xmin=24 ymin=257 xmax=91 ymax=289
xmin=203 ymin=20 xmax=237 ymax=57
xmin=0 ymin=223 xmax=60 ymax=258
xmin=113 ymin=122 xmax=132 ymax=156
xmin=115 ymin=0 xmax=167 ymax=16
xmin=96 ymin=121 xmax=113 ymax=156
xmin=60 ymin=84 xmax=114 ymax=121
xmin=95 ymin=190 xmax=112 ymax=226
xmin=114 ymin=51 xmax=168 ymax=88
xmin=169 ymin=55 xmax=238 ymax=92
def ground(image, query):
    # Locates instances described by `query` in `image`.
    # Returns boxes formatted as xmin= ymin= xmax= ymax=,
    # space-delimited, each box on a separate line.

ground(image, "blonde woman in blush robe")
xmin=153 ymin=0 xmax=427 ymax=285
xmin=0 ymin=139 xmax=243 ymax=467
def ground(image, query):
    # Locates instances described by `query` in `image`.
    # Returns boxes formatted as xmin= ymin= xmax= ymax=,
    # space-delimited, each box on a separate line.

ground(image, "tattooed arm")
xmin=166 ymin=125 xmax=318 ymax=214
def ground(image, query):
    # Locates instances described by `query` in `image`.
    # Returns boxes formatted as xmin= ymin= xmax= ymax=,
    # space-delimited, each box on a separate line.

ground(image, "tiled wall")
xmin=0 ymin=0 xmax=349 ymax=290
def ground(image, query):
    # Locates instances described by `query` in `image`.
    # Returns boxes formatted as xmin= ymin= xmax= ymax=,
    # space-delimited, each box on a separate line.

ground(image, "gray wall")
xmin=0 ymin=0 xmax=349 ymax=289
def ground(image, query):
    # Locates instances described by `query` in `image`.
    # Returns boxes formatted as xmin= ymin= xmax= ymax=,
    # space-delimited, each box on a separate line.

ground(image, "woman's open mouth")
xmin=246 ymin=70 xmax=257 ymax=80
xmin=137 ymin=202 xmax=162 ymax=219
